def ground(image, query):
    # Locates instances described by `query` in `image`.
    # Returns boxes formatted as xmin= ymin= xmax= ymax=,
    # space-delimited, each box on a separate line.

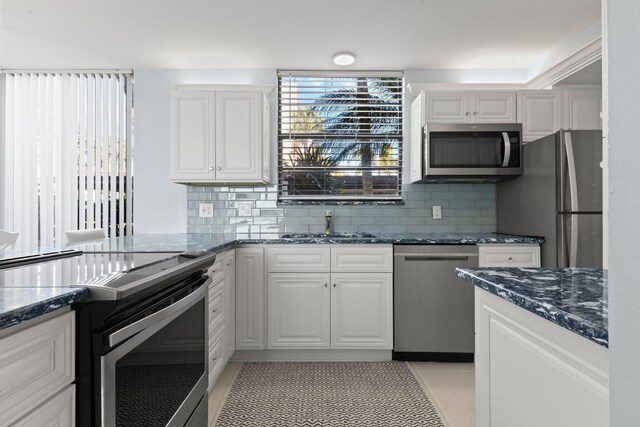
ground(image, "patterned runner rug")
xmin=216 ymin=361 xmax=445 ymax=426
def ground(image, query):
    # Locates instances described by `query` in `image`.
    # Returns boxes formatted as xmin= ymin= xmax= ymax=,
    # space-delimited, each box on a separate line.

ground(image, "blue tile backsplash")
xmin=186 ymin=183 xmax=497 ymax=236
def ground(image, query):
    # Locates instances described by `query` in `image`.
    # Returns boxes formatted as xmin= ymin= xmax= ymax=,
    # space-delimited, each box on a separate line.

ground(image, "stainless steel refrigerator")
xmin=497 ymin=129 xmax=603 ymax=267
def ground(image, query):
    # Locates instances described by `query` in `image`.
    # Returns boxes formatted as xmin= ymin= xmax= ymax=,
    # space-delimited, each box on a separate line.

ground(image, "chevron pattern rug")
xmin=215 ymin=361 xmax=445 ymax=426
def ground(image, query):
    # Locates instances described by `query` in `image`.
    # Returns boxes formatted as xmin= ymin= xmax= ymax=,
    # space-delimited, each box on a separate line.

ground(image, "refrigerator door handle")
xmin=565 ymin=131 xmax=579 ymax=267
xmin=501 ymin=132 xmax=511 ymax=167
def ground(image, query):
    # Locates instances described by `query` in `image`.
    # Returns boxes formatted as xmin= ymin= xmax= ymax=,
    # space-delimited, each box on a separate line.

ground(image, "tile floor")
xmin=208 ymin=361 xmax=475 ymax=427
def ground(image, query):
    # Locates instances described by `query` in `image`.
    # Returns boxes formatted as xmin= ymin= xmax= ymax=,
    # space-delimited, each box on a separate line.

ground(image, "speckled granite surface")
xmin=61 ymin=232 xmax=543 ymax=253
xmin=456 ymin=267 xmax=608 ymax=347
xmin=0 ymin=232 xmax=542 ymax=332
xmin=0 ymin=287 xmax=89 ymax=331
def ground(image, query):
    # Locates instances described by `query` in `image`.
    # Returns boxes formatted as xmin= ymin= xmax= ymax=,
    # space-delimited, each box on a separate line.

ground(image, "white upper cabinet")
xmin=171 ymin=85 xmax=272 ymax=184
xmin=563 ymin=89 xmax=602 ymax=130
xmin=517 ymin=90 xmax=563 ymax=142
xmin=423 ymin=91 xmax=516 ymax=124
xmin=518 ymin=88 xmax=602 ymax=141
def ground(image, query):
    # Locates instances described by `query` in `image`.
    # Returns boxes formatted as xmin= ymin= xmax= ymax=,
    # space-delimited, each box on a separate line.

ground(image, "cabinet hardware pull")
xmin=209 ymin=166 xmax=215 ymax=171
xmin=324 ymin=283 xmax=328 ymax=288
xmin=216 ymin=166 xmax=222 ymax=171
xmin=212 ymin=309 xmax=218 ymax=313
xmin=333 ymin=283 xmax=337 ymax=288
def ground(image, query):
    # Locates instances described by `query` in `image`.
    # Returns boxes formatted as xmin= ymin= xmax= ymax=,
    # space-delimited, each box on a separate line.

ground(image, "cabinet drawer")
xmin=267 ymin=247 xmax=330 ymax=272
xmin=208 ymin=325 xmax=225 ymax=387
xmin=478 ymin=245 xmax=541 ymax=267
xmin=208 ymin=256 xmax=225 ymax=285
xmin=331 ymin=246 xmax=393 ymax=272
xmin=209 ymin=285 xmax=224 ymax=335
xmin=12 ymin=385 xmax=75 ymax=427
xmin=0 ymin=312 xmax=75 ymax=426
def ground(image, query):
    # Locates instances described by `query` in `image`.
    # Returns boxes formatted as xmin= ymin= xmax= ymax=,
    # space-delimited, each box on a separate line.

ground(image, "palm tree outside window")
xmin=278 ymin=71 xmax=403 ymax=200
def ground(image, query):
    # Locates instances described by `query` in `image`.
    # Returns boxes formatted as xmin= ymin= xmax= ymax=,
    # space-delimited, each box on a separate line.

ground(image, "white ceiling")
xmin=1 ymin=0 xmax=601 ymax=72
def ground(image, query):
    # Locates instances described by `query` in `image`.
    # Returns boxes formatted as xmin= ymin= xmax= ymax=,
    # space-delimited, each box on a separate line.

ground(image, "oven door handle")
xmin=108 ymin=279 xmax=210 ymax=348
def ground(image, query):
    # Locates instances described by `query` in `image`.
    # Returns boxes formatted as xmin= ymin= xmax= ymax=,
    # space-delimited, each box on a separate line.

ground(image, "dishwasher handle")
xmin=401 ymin=255 xmax=471 ymax=261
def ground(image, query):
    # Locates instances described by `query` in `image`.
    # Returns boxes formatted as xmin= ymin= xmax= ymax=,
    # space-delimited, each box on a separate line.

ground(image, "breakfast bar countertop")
xmin=456 ymin=267 xmax=608 ymax=347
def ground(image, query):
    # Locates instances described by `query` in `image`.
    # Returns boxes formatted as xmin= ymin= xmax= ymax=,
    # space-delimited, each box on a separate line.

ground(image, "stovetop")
xmin=0 ymin=250 xmax=220 ymax=301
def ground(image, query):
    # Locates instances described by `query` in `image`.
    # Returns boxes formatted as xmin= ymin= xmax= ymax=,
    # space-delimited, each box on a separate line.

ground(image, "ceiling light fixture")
xmin=333 ymin=52 xmax=356 ymax=66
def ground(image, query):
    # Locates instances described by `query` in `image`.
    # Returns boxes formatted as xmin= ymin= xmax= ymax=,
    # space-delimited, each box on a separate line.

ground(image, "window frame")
xmin=277 ymin=70 xmax=404 ymax=202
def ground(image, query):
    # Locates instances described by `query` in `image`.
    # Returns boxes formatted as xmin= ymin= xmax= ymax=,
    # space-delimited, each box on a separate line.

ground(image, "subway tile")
xmin=351 ymin=216 xmax=376 ymax=225
xmin=374 ymin=216 xmax=397 ymax=225
xmin=284 ymin=207 xmax=310 ymax=217
xmin=236 ymin=193 xmax=260 ymax=200
xmin=254 ymin=217 xmax=278 ymax=225
xmin=301 ymin=216 xmax=325 ymax=225
xmin=278 ymin=216 xmax=302 ymax=225
xmin=474 ymin=217 xmax=496 ymax=225
xmin=256 ymin=200 xmax=277 ymax=209
xmin=400 ymin=216 xmax=425 ymax=225
xmin=260 ymin=209 xmax=285 ymax=216
xmin=382 ymin=225 xmax=407 ymax=233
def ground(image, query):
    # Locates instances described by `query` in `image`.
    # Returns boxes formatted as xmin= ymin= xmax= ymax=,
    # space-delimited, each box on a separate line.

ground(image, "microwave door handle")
xmin=501 ymin=132 xmax=511 ymax=167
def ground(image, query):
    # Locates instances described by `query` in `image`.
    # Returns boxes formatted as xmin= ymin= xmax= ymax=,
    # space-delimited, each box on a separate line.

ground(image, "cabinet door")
xmin=518 ymin=91 xmax=563 ymax=142
xmin=261 ymin=94 xmax=271 ymax=183
xmin=563 ymin=89 xmax=602 ymax=130
xmin=425 ymin=92 xmax=469 ymax=123
xmin=215 ymin=91 xmax=263 ymax=182
xmin=235 ymin=247 xmax=266 ymax=349
xmin=409 ymin=93 xmax=425 ymax=183
xmin=224 ymin=249 xmax=236 ymax=359
xmin=11 ymin=385 xmax=75 ymax=427
xmin=475 ymin=289 xmax=609 ymax=427
xmin=470 ymin=92 xmax=516 ymax=123
xmin=330 ymin=273 xmax=393 ymax=349
xmin=0 ymin=312 xmax=75 ymax=426
xmin=268 ymin=273 xmax=331 ymax=349
xmin=170 ymin=90 xmax=216 ymax=181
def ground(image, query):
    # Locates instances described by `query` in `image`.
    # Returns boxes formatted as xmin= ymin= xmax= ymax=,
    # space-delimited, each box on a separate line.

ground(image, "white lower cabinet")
xmin=235 ymin=247 xmax=266 ymax=350
xmin=475 ymin=288 xmax=608 ymax=427
xmin=0 ymin=311 xmax=75 ymax=426
xmin=207 ymin=248 xmax=236 ymax=389
xmin=268 ymin=273 xmax=331 ymax=349
xmin=262 ymin=245 xmax=394 ymax=351
xmin=478 ymin=244 xmax=541 ymax=267
xmin=330 ymin=273 xmax=393 ymax=349
xmin=11 ymin=385 xmax=75 ymax=427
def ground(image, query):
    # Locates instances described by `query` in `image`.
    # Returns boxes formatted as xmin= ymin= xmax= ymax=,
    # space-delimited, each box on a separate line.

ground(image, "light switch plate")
xmin=432 ymin=205 xmax=442 ymax=219
xmin=199 ymin=203 xmax=214 ymax=218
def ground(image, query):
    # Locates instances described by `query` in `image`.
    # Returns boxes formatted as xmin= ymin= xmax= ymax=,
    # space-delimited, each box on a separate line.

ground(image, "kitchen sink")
xmin=280 ymin=232 xmax=377 ymax=239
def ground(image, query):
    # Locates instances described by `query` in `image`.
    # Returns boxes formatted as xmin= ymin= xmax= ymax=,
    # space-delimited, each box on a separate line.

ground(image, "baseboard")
xmin=392 ymin=351 xmax=474 ymax=363
xmin=230 ymin=349 xmax=392 ymax=362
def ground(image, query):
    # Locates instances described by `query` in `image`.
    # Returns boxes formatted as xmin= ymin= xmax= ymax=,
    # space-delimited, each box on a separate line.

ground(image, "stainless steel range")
xmin=0 ymin=250 xmax=216 ymax=427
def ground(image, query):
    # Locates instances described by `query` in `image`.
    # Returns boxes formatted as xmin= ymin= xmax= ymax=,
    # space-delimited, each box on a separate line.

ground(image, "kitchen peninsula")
xmin=456 ymin=267 xmax=608 ymax=427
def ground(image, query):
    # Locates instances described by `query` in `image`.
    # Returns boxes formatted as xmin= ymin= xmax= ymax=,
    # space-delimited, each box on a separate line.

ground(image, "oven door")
xmin=101 ymin=282 xmax=208 ymax=427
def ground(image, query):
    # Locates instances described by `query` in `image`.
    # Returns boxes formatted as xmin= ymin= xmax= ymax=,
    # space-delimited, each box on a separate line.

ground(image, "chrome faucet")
xmin=324 ymin=210 xmax=333 ymax=235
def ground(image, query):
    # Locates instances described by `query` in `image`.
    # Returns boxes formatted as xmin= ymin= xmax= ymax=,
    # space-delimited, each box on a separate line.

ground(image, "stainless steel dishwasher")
xmin=393 ymin=245 xmax=478 ymax=362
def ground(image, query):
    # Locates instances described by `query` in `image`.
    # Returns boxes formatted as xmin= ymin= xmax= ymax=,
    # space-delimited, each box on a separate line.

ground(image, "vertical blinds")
xmin=2 ymin=72 xmax=133 ymax=247
xmin=278 ymin=71 xmax=403 ymax=200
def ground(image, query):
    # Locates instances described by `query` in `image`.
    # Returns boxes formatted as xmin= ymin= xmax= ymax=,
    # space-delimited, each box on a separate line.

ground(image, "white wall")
xmin=133 ymin=69 xmax=277 ymax=233
xmin=606 ymin=0 xmax=640 ymax=425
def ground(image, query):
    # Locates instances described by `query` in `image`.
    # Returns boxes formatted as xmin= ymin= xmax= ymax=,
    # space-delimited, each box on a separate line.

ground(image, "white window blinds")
xmin=278 ymin=71 xmax=403 ymax=200
xmin=1 ymin=72 xmax=133 ymax=248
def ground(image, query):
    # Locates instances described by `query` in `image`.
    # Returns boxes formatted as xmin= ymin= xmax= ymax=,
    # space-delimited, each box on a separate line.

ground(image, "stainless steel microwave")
xmin=422 ymin=123 xmax=523 ymax=182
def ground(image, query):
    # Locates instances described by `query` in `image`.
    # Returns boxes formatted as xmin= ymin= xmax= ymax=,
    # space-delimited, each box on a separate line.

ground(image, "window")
xmin=1 ymin=72 xmax=133 ymax=247
xmin=278 ymin=71 xmax=403 ymax=201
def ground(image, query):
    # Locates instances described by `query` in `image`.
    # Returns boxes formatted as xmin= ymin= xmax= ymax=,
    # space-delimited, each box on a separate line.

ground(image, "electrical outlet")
xmin=238 ymin=202 xmax=253 ymax=217
xmin=199 ymin=203 xmax=214 ymax=218
xmin=432 ymin=205 xmax=442 ymax=219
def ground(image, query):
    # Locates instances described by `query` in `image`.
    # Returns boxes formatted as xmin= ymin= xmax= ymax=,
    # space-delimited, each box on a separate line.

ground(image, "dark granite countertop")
xmin=60 ymin=232 xmax=543 ymax=253
xmin=456 ymin=267 xmax=608 ymax=347
xmin=0 ymin=232 xmax=542 ymax=332
xmin=0 ymin=287 xmax=89 ymax=331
